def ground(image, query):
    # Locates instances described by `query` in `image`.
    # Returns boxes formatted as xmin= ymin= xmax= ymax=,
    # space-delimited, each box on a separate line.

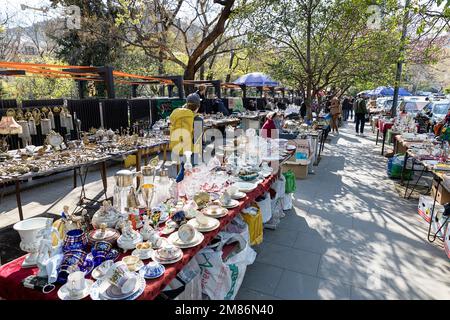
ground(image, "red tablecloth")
xmin=0 ymin=175 xmax=278 ymax=300
xmin=377 ymin=119 xmax=394 ymax=134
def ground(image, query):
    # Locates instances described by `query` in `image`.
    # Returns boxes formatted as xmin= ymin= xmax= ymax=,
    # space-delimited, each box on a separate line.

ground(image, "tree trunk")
xmin=225 ymin=50 xmax=235 ymax=83
xmin=305 ymin=0 xmax=313 ymax=120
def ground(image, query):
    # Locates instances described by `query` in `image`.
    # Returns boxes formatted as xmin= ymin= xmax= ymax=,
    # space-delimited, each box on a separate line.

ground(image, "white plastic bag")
xmin=271 ymin=175 xmax=286 ymax=200
xmin=256 ymin=192 xmax=272 ymax=223
xmin=196 ymin=232 xmax=256 ymax=300
xmin=444 ymin=223 xmax=450 ymax=260
xmin=224 ymin=214 xmax=250 ymax=244
xmin=282 ymin=193 xmax=293 ymax=210
xmin=162 ymin=258 xmax=202 ymax=300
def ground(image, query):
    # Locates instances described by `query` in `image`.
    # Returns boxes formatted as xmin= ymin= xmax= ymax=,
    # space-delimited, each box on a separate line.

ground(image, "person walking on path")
xmin=329 ymin=96 xmax=341 ymax=134
xmin=342 ymin=96 xmax=352 ymax=121
xmin=354 ymin=95 xmax=368 ymax=136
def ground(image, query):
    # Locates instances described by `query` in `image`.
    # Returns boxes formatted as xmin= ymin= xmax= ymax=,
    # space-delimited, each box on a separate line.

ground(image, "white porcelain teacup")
xmin=100 ymin=261 xmax=137 ymax=294
xmin=135 ymin=242 xmax=152 ymax=256
xmin=227 ymin=186 xmax=238 ymax=196
xmin=158 ymin=244 xmax=180 ymax=260
xmin=122 ymin=255 xmax=141 ymax=272
xmin=196 ymin=211 xmax=209 ymax=226
xmin=220 ymin=191 xmax=232 ymax=205
xmin=66 ymin=271 xmax=87 ymax=297
xmin=97 ymin=260 xmax=114 ymax=275
xmin=178 ymin=224 xmax=195 ymax=243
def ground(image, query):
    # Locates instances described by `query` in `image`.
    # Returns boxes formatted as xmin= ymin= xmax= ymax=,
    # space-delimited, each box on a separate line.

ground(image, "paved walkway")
xmin=1 ymin=122 xmax=449 ymax=299
xmin=236 ymin=122 xmax=450 ymax=300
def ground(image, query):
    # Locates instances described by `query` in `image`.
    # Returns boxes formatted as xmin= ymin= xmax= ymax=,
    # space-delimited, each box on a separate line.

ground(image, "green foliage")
xmin=2 ymin=57 xmax=76 ymax=101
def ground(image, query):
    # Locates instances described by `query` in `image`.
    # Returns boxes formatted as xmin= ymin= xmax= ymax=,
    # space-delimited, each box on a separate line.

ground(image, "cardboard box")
xmin=432 ymin=180 xmax=450 ymax=205
xmin=282 ymin=161 xmax=309 ymax=179
xmin=418 ymin=194 xmax=444 ymax=223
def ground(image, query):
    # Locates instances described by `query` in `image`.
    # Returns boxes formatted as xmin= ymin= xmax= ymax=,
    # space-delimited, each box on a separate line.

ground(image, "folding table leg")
xmin=427 ymin=178 xmax=442 ymax=243
xmin=15 ymin=180 xmax=24 ymax=221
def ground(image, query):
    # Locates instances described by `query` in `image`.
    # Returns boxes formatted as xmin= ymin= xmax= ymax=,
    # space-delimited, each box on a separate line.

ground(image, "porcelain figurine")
xmin=117 ymin=221 xmax=143 ymax=252
xmin=36 ymin=219 xmax=62 ymax=278
xmin=140 ymin=215 xmax=154 ymax=241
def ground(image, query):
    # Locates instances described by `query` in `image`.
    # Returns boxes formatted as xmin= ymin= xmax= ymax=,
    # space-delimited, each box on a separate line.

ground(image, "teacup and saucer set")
xmin=203 ymin=205 xmax=228 ymax=218
xmin=160 ymin=219 xmax=178 ymax=235
xmin=139 ymin=261 xmax=165 ymax=280
xmin=57 ymin=271 xmax=94 ymax=300
xmin=131 ymin=242 xmax=154 ymax=260
xmin=187 ymin=211 xmax=220 ymax=232
xmin=219 ymin=190 xmax=240 ymax=208
xmin=90 ymin=261 xmax=145 ymax=300
xmin=168 ymin=224 xmax=204 ymax=249
xmin=122 ymin=255 xmax=144 ymax=272
xmin=227 ymin=185 xmax=246 ymax=200
xmin=91 ymin=260 xmax=114 ymax=280
xmin=152 ymin=244 xmax=183 ymax=264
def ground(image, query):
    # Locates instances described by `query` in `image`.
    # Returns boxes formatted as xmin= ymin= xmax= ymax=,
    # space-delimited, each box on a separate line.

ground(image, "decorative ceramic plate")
xmin=187 ymin=217 xmax=220 ymax=232
xmin=168 ymin=231 xmax=204 ymax=249
xmin=57 ymin=279 xmax=94 ymax=300
xmin=203 ymin=206 xmax=229 ymax=218
xmin=286 ymin=145 xmax=296 ymax=151
xmin=231 ymin=191 xmax=246 ymax=200
xmin=234 ymin=182 xmax=257 ymax=193
xmin=152 ymin=251 xmax=183 ymax=265
xmin=131 ymin=249 xmax=154 ymax=260
xmin=220 ymin=199 xmax=240 ymax=208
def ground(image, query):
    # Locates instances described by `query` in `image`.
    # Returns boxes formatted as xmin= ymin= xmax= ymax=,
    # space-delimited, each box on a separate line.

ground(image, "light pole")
xmin=391 ymin=0 xmax=411 ymax=117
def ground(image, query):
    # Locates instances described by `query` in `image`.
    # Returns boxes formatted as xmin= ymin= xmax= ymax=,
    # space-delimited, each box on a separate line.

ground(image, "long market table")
xmin=0 ymin=149 xmax=294 ymax=300
xmin=376 ymin=118 xmax=394 ymax=155
xmin=395 ymin=135 xmax=450 ymax=243
xmin=0 ymin=140 xmax=169 ymax=222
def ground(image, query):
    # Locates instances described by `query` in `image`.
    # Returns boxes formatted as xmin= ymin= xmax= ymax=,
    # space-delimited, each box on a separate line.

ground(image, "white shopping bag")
xmin=256 ymin=192 xmax=272 ymax=224
xmin=444 ymin=223 xmax=450 ymax=260
xmin=196 ymin=232 xmax=256 ymax=300
xmin=282 ymin=193 xmax=293 ymax=210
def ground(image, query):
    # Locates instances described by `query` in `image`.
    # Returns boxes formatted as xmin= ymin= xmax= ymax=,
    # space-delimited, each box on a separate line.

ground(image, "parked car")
xmin=422 ymin=100 xmax=450 ymax=123
xmin=397 ymin=97 xmax=429 ymax=115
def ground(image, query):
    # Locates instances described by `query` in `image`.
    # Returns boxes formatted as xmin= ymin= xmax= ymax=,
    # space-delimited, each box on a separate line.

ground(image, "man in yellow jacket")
xmin=169 ymin=93 xmax=203 ymax=162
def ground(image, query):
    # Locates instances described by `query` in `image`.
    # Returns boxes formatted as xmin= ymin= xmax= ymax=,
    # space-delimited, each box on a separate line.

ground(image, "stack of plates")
xmin=90 ymin=275 xmax=145 ymax=300
xmin=168 ymin=231 xmax=204 ymax=249
xmin=187 ymin=217 xmax=220 ymax=232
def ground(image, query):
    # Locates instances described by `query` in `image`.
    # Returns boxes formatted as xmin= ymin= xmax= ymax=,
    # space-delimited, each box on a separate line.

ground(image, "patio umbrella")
xmin=233 ymin=72 xmax=279 ymax=87
xmin=398 ymin=87 xmax=412 ymax=96
xmin=369 ymin=86 xmax=395 ymax=96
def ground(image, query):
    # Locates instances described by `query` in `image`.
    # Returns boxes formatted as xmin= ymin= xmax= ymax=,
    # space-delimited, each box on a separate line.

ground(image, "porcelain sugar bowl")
xmin=92 ymin=200 xmax=121 ymax=228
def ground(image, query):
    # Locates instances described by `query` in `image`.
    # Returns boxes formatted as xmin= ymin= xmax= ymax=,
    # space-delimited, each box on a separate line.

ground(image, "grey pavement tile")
xmin=277 ymin=213 xmax=311 ymax=233
xmin=263 ymin=228 xmax=299 ymax=247
xmin=350 ymin=286 xmax=400 ymax=300
xmin=293 ymin=228 xmax=359 ymax=254
xmin=274 ymin=270 xmax=351 ymax=300
xmin=256 ymin=242 xmax=321 ymax=277
xmin=235 ymin=287 xmax=281 ymax=300
xmin=240 ymin=262 xmax=284 ymax=295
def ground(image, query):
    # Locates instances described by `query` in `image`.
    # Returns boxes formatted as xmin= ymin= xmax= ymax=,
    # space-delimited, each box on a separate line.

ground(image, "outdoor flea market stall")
xmin=0 ymin=115 xmax=303 ymax=300
xmin=379 ymin=111 xmax=450 ymax=259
